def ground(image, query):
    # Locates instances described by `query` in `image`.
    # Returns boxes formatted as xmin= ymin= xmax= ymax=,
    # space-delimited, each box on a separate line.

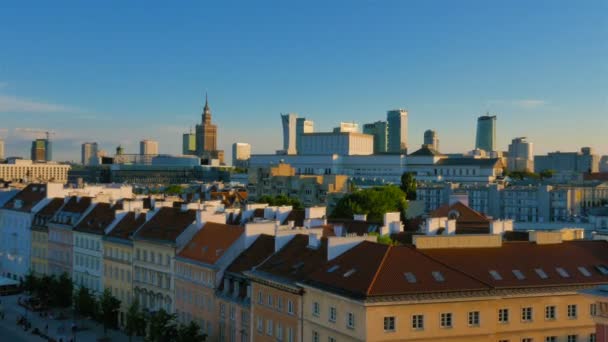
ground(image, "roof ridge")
xmin=365 ymin=244 xmax=392 ymax=296
xmin=413 ymin=247 xmax=494 ymax=289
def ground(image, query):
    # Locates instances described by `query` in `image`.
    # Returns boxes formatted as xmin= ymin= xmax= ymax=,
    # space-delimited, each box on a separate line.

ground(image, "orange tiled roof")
xmin=134 ymin=207 xmax=196 ymax=243
xmin=74 ymin=203 xmax=116 ymax=235
xmin=226 ymin=234 xmax=275 ymax=274
xmin=107 ymin=212 xmax=147 ymax=240
xmin=429 ymin=201 xmax=490 ymax=233
xmin=178 ymin=222 xmax=244 ymax=265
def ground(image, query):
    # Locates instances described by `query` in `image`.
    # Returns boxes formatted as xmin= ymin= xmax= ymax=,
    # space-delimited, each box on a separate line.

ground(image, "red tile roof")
xmin=134 ymin=207 xmax=196 ymax=243
xmin=226 ymin=234 xmax=275 ymax=274
xmin=2 ymin=183 xmax=47 ymax=212
xmin=59 ymin=196 xmax=93 ymax=214
xmin=107 ymin=212 xmax=147 ymax=240
xmin=74 ymin=203 xmax=116 ymax=235
xmin=178 ymin=222 xmax=244 ymax=265
xmin=429 ymin=201 xmax=490 ymax=233
xmin=584 ymin=173 xmax=608 ymax=181
xmin=256 ymin=234 xmax=327 ymax=282
xmin=36 ymin=198 xmax=65 ymax=217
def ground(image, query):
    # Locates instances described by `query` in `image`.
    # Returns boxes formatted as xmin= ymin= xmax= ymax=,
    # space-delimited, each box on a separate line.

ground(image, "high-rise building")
xmin=182 ymin=132 xmax=196 ymax=155
xmin=232 ymin=142 xmax=251 ymax=168
xmin=507 ymin=137 xmax=533 ymax=172
xmin=363 ymin=121 xmax=388 ymax=154
xmin=0 ymin=138 xmax=4 ymax=160
xmin=387 ymin=109 xmax=408 ymax=154
xmin=140 ymin=139 xmax=159 ymax=155
xmin=81 ymin=142 xmax=99 ymax=165
xmin=423 ymin=129 xmax=439 ymax=151
xmin=333 ymin=122 xmax=359 ymax=133
xmin=281 ymin=113 xmax=298 ymax=155
xmin=475 ymin=114 xmax=497 ymax=152
xmin=196 ymin=94 xmax=218 ymax=155
xmin=31 ymin=138 xmax=52 ymax=162
xmin=296 ymin=117 xmax=314 ymax=154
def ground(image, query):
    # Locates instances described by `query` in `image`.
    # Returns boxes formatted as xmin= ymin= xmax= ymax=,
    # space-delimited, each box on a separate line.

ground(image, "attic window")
xmin=343 ymin=269 xmax=356 ymax=278
xmin=327 ymin=265 xmax=339 ymax=273
xmin=556 ymin=267 xmax=570 ymax=278
xmin=596 ymin=265 xmax=608 ymax=275
xmin=291 ymin=261 xmax=305 ymax=270
xmin=215 ymin=249 xmax=223 ymax=256
xmin=431 ymin=271 xmax=445 ymax=282
xmin=512 ymin=269 xmax=525 ymax=280
xmin=578 ymin=266 xmax=592 ymax=277
xmin=535 ymin=268 xmax=548 ymax=279
xmin=404 ymin=272 xmax=417 ymax=283
xmin=489 ymin=270 xmax=502 ymax=280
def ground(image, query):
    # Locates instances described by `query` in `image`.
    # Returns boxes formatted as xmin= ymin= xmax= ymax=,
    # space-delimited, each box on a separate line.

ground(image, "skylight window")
xmin=556 ymin=267 xmax=570 ymax=278
xmin=432 ymin=271 xmax=445 ymax=282
xmin=535 ymin=268 xmax=548 ymax=279
xmin=512 ymin=269 xmax=525 ymax=280
xmin=327 ymin=265 xmax=339 ymax=273
xmin=596 ymin=265 xmax=608 ymax=275
xmin=404 ymin=272 xmax=417 ymax=283
xmin=576 ymin=266 xmax=591 ymax=277
xmin=489 ymin=270 xmax=503 ymax=280
xmin=343 ymin=269 xmax=357 ymax=278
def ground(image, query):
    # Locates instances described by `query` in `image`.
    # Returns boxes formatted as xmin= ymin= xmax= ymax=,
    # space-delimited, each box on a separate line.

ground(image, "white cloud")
xmin=0 ymin=94 xmax=76 ymax=113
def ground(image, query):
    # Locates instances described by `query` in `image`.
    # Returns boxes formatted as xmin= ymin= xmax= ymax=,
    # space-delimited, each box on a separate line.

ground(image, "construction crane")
xmin=14 ymin=128 xmax=55 ymax=140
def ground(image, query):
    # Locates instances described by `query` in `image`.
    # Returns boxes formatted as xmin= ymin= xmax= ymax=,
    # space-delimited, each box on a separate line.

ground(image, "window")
xmin=312 ymin=331 xmax=319 ymax=342
xmin=287 ymin=327 xmax=294 ymax=342
xmin=266 ymin=319 xmax=273 ymax=336
xmin=567 ymin=335 xmax=577 ymax=342
xmin=220 ymin=303 xmax=226 ymax=318
xmin=545 ymin=305 xmax=556 ymax=320
xmin=568 ymin=304 xmax=577 ymax=319
xmin=313 ymin=302 xmax=320 ymax=317
xmin=347 ymin=312 xmax=355 ymax=329
xmin=440 ymin=313 xmax=453 ymax=328
xmin=256 ymin=318 xmax=263 ymax=332
xmin=383 ymin=316 xmax=395 ymax=332
xmin=521 ymin=307 xmax=533 ymax=322
xmin=498 ymin=309 xmax=509 ymax=323
xmin=257 ymin=291 xmax=263 ymax=304
xmin=591 ymin=303 xmax=597 ymax=316
xmin=276 ymin=322 xmax=283 ymax=341
xmin=545 ymin=337 xmax=557 ymax=342
xmin=522 ymin=339 xmax=533 ymax=342
xmin=468 ymin=311 xmax=480 ymax=326
xmin=287 ymin=300 xmax=294 ymax=315
xmin=277 ymin=297 xmax=284 ymax=311
xmin=329 ymin=307 xmax=337 ymax=322
xmin=267 ymin=294 xmax=273 ymax=307
xmin=328 ymin=338 xmax=336 ymax=342
xmin=590 ymin=333 xmax=596 ymax=342
xmin=412 ymin=314 xmax=424 ymax=330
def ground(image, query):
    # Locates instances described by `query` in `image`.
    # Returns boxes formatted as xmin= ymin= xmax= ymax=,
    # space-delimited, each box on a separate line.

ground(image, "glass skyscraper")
xmin=475 ymin=114 xmax=496 ymax=152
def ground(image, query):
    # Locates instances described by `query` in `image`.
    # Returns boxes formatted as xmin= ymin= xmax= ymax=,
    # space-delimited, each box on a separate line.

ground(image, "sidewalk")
xmin=0 ymin=294 xmax=142 ymax=342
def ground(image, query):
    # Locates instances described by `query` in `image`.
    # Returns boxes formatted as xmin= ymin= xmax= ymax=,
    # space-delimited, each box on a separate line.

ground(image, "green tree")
xmin=400 ymin=172 xmax=417 ymax=200
xmin=51 ymin=273 xmax=73 ymax=308
xmin=257 ymin=195 xmax=303 ymax=210
xmin=74 ymin=286 xmax=97 ymax=318
xmin=23 ymin=271 xmax=38 ymax=294
xmin=146 ymin=309 xmax=178 ymax=342
xmin=176 ymin=321 xmax=206 ymax=342
xmin=99 ymin=288 xmax=121 ymax=335
xmin=331 ymin=185 xmax=407 ymax=223
xmin=164 ymin=185 xmax=184 ymax=196
xmin=539 ymin=169 xmax=555 ymax=180
xmin=125 ymin=300 xmax=147 ymax=341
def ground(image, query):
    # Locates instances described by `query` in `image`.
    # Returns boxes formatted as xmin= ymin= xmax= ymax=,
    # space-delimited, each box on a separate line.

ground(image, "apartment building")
xmin=48 ymin=196 xmax=94 ymax=276
xmin=103 ymin=205 xmax=147 ymax=326
xmin=73 ymin=202 xmax=118 ymax=293
xmin=300 ymin=234 xmax=604 ymax=341
xmin=0 ymin=159 xmax=70 ymax=183
xmin=247 ymin=163 xmax=349 ymax=207
xmin=31 ymin=198 xmax=65 ymax=276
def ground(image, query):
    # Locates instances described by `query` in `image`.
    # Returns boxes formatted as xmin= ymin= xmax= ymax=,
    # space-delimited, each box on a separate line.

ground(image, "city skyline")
xmin=0 ymin=0 xmax=606 ymax=162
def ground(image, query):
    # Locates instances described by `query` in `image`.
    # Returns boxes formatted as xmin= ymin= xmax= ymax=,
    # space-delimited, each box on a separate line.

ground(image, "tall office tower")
xmin=281 ymin=113 xmax=298 ymax=155
xmin=599 ymin=156 xmax=608 ymax=172
xmin=507 ymin=137 xmax=534 ymax=172
xmin=0 ymin=139 xmax=4 ymax=160
xmin=363 ymin=121 xmax=388 ymax=154
xmin=387 ymin=109 xmax=408 ymax=154
xmin=140 ymin=139 xmax=159 ymax=155
xmin=81 ymin=142 xmax=99 ymax=165
xmin=475 ymin=114 xmax=497 ymax=152
xmin=232 ymin=142 xmax=251 ymax=168
xmin=182 ymin=132 xmax=196 ymax=155
xmin=296 ymin=117 xmax=314 ymax=154
xmin=423 ymin=129 xmax=439 ymax=151
xmin=31 ymin=139 xmax=52 ymax=162
xmin=195 ymin=94 xmax=218 ymax=156
xmin=333 ymin=122 xmax=359 ymax=133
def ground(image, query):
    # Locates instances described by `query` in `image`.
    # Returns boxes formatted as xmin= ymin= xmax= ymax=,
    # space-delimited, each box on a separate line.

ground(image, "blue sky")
xmin=1 ymin=0 xmax=606 ymax=162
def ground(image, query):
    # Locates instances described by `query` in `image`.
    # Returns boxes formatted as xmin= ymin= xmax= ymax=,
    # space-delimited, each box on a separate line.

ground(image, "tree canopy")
xmin=330 ymin=185 xmax=407 ymax=223
xmin=400 ymin=172 xmax=417 ymax=200
xmin=99 ymin=288 xmax=121 ymax=335
xmin=257 ymin=194 xmax=303 ymax=210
